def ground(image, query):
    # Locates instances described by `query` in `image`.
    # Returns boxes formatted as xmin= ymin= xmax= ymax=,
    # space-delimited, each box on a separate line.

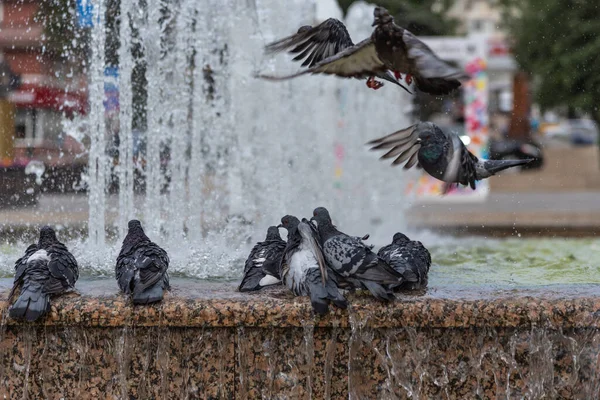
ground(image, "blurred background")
xmin=0 ymin=0 xmax=599 ymax=259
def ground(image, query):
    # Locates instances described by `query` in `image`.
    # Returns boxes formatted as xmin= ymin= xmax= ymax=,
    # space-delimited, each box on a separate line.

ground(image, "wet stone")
xmin=0 ymin=281 xmax=600 ymax=398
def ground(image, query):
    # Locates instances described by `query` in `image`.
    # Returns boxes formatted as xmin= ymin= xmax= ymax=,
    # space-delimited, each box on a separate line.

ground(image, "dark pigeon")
xmin=279 ymin=215 xmax=347 ymax=315
xmin=260 ymin=18 xmax=410 ymax=92
xmin=368 ymin=122 xmax=533 ymax=193
xmin=378 ymin=232 xmax=431 ymax=291
xmin=257 ymin=7 xmax=467 ymax=95
xmin=310 ymin=207 xmax=402 ymax=301
xmin=238 ymin=226 xmax=286 ymax=292
xmin=9 ymin=226 xmax=79 ymax=322
xmin=116 ymin=220 xmax=170 ymax=305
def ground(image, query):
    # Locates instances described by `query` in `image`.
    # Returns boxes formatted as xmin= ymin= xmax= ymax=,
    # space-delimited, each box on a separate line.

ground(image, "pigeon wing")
xmin=135 ymin=243 xmax=169 ymax=293
xmin=265 ymin=18 xmax=354 ymax=68
xmin=367 ymin=124 xmax=422 ymax=170
xmin=45 ymin=243 xmax=79 ymax=294
xmin=261 ymin=240 xmax=286 ymax=279
xmin=13 ymin=244 xmax=38 ymax=284
xmin=403 ymin=30 xmax=468 ymax=80
xmin=258 ymin=39 xmax=388 ymax=81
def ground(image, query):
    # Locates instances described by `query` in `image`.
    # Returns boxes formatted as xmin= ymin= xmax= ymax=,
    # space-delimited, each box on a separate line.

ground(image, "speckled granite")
xmin=1 ymin=280 xmax=600 ymax=399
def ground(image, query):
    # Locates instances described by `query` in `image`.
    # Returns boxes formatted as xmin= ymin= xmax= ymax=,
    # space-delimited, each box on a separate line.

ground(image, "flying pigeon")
xmin=261 ymin=18 xmax=410 ymax=92
xmin=378 ymin=232 xmax=431 ymax=291
xmin=116 ymin=220 xmax=170 ymax=305
xmin=258 ymin=7 xmax=467 ymax=95
xmin=8 ymin=226 xmax=79 ymax=322
xmin=367 ymin=122 xmax=534 ymax=192
xmin=279 ymin=215 xmax=347 ymax=315
xmin=310 ymin=207 xmax=402 ymax=301
xmin=238 ymin=226 xmax=286 ymax=292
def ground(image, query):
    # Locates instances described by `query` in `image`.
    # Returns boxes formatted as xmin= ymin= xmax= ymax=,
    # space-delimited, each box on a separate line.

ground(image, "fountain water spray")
xmin=83 ymin=0 xmax=412 ymax=277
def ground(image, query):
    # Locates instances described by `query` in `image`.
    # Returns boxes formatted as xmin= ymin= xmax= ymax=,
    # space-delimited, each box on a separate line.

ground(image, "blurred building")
xmin=0 ymin=0 xmax=87 ymax=191
xmin=447 ymin=0 xmax=517 ymax=123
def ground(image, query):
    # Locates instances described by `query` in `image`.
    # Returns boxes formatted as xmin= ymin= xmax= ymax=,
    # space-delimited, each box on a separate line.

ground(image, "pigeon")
xmin=378 ymin=232 xmax=431 ymax=291
xmin=8 ymin=226 xmax=79 ymax=322
xmin=116 ymin=220 xmax=170 ymax=305
xmin=310 ymin=207 xmax=402 ymax=301
xmin=278 ymin=215 xmax=347 ymax=315
xmin=258 ymin=7 xmax=467 ymax=95
xmin=367 ymin=122 xmax=534 ymax=192
xmin=261 ymin=18 xmax=410 ymax=92
xmin=238 ymin=226 xmax=286 ymax=292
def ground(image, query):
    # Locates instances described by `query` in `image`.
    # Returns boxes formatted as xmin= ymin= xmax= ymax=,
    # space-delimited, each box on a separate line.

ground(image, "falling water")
xmin=80 ymin=0 xmax=412 ymax=276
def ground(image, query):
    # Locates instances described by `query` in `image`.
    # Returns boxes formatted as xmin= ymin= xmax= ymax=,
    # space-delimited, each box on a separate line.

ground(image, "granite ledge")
xmin=2 ymin=280 xmax=600 ymax=329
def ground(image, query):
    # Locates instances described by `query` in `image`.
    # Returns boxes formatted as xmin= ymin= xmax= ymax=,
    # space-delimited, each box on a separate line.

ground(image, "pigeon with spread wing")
xmin=258 ymin=7 xmax=468 ymax=95
xmin=368 ymin=122 xmax=533 ymax=192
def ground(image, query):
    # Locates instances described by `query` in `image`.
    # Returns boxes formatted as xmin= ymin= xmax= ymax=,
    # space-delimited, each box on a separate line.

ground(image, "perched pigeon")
xmin=378 ymin=232 xmax=431 ymax=291
xmin=116 ymin=220 xmax=170 ymax=305
xmin=310 ymin=207 xmax=402 ymax=301
xmin=368 ymin=122 xmax=534 ymax=192
xmin=238 ymin=226 xmax=286 ymax=292
xmin=8 ymin=226 xmax=79 ymax=322
xmin=279 ymin=215 xmax=347 ymax=315
xmin=258 ymin=7 xmax=467 ymax=95
xmin=261 ymin=18 xmax=410 ymax=92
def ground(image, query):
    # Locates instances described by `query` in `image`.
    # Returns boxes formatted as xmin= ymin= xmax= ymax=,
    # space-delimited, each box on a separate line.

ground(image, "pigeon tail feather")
xmin=361 ymin=280 xmax=395 ymax=302
xmin=480 ymin=159 xmax=533 ymax=177
xmin=306 ymin=268 xmax=347 ymax=315
xmin=9 ymin=289 xmax=50 ymax=322
xmin=133 ymin=282 xmax=165 ymax=305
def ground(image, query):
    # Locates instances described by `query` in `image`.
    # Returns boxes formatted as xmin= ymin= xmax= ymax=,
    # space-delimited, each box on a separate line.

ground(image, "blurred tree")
xmin=503 ymin=0 xmax=600 ymax=124
xmin=337 ymin=0 xmax=458 ymax=36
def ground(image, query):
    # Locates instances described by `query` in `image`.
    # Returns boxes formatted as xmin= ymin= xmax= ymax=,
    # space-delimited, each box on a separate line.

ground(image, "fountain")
xmin=2 ymin=0 xmax=600 ymax=398
xmin=78 ymin=0 xmax=414 ymax=278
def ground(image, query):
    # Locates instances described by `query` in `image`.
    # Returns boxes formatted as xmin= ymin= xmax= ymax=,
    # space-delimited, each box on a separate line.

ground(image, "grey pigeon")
xmin=261 ymin=18 xmax=410 ymax=92
xmin=116 ymin=220 xmax=170 ymax=305
xmin=257 ymin=7 xmax=467 ymax=95
xmin=238 ymin=226 xmax=286 ymax=292
xmin=9 ymin=226 xmax=79 ymax=322
xmin=310 ymin=207 xmax=402 ymax=301
xmin=368 ymin=122 xmax=533 ymax=193
xmin=378 ymin=232 xmax=431 ymax=291
xmin=279 ymin=215 xmax=347 ymax=315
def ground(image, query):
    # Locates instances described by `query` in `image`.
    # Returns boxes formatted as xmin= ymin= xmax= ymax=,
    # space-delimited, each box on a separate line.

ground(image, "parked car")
xmin=488 ymin=138 xmax=544 ymax=170
xmin=543 ymin=119 xmax=599 ymax=146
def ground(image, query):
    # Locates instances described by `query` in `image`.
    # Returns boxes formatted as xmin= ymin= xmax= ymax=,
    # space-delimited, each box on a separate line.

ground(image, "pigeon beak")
xmin=309 ymin=217 xmax=318 ymax=228
xmin=372 ymin=19 xmax=379 ymax=26
xmin=276 ymin=224 xmax=283 ymax=228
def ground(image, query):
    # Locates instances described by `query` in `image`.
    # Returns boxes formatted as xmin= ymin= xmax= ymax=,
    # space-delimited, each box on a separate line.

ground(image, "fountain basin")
xmin=2 ymin=279 xmax=600 ymax=399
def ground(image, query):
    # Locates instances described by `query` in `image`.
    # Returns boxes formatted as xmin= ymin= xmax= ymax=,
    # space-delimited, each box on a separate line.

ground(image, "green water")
xmin=2 ymin=237 xmax=600 ymax=287
xmin=427 ymin=237 xmax=600 ymax=287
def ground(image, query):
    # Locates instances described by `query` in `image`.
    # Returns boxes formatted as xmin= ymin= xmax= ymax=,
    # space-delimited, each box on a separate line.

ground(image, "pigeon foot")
xmin=366 ymin=77 xmax=384 ymax=90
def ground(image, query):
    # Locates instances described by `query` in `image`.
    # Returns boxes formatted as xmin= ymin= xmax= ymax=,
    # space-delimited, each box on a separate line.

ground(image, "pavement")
xmin=406 ymin=192 xmax=600 ymax=236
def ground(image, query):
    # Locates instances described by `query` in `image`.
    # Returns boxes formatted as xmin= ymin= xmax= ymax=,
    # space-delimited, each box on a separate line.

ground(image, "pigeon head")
xmin=265 ymin=225 xmax=282 ymax=240
xmin=310 ymin=207 xmax=333 ymax=227
xmin=125 ymin=219 xmax=149 ymax=243
xmin=417 ymin=123 xmax=445 ymax=162
xmin=128 ymin=219 xmax=143 ymax=230
xmin=38 ymin=226 xmax=58 ymax=247
xmin=278 ymin=215 xmax=300 ymax=231
xmin=372 ymin=6 xmax=393 ymax=26
xmin=392 ymin=232 xmax=410 ymax=244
